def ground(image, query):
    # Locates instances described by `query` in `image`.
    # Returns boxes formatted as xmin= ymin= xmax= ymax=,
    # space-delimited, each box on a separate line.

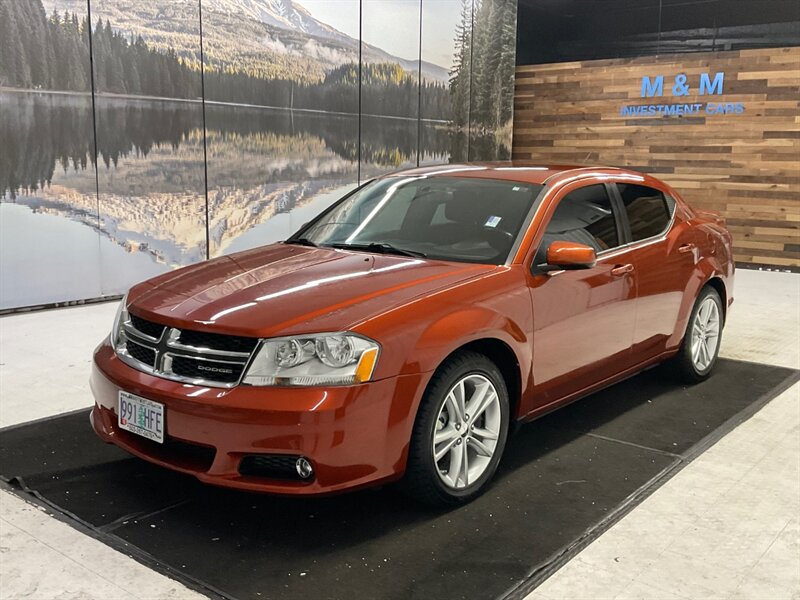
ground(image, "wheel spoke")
xmin=699 ymin=302 xmax=710 ymax=325
xmin=705 ymin=339 xmax=714 ymax=363
xmin=465 ymin=381 xmax=489 ymax=416
xmin=446 ymin=392 xmax=464 ymax=424
xmin=692 ymin=337 xmax=701 ymax=364
xmin=456 ymin=380 xmax=467 ymax=417
xmin=434 ymin=425 xmax=458 ymax=445
xmin=707 ymin=333 xmax=719 ymax=350
xmin=460 ymin=442 xmax=470 ymax=486
xmin=435 ymin=436 xmax=460 ymax=462
xmin=471 ymin=426 xmax=498 ymax=441
xmin=699 ymin=339 xmax=710 ymax=367
xmin=469 ymin=436 xmax=493 ymax=457
xmin=707 ymin=315 xmax=719 ymax=335
xmin=456 ymin=380 xmax=469 ymax=418
xmin=467 ymin=384 xmax=496 ymax=424
xmin=447 ymin=443 xmax=463 ymax=486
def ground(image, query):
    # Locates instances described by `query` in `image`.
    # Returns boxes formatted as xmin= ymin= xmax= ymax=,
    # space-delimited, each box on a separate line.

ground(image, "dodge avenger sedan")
xmin=91 ymin=163 xmax=734 ymax=505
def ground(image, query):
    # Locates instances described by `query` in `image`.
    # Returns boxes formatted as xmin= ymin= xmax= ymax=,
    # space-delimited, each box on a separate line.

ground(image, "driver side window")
xmin=535 ymin=184 xmax=621 ymax=266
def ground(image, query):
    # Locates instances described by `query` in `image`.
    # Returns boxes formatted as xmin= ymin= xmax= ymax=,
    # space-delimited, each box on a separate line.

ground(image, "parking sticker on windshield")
xmin=485 ymin=215 xmax=502 ymax=228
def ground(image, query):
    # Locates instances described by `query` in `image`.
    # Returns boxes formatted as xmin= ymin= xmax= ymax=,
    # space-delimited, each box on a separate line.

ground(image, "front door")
xmin=527 ymin=182 xmax=638 ymax=409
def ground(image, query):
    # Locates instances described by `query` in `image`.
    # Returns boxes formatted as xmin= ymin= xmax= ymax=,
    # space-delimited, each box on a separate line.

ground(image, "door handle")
xmin=678 ymin=243 xmax=696 ymax=254
xmin=611 ymin=263 xmax=634 ymax=277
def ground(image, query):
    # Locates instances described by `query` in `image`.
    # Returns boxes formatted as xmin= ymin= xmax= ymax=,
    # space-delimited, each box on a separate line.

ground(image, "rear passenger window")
xmin=535 ymin=184 xmax=620 ymax=264
xmin=618 ymin=184 xmax=673 ymax=241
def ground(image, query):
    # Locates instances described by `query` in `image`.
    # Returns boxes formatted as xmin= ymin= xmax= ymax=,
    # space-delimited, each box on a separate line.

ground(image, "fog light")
xmin=295 ymin=457 xmax=314 ymax=479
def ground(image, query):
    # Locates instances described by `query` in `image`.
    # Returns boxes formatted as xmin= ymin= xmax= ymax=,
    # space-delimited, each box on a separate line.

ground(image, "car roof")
xmin=382 ymin=162 xmax=641 ymax=186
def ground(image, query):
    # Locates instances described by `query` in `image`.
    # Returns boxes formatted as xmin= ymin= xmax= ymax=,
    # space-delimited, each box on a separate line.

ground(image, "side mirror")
xmin=544 ymin=241 xmax=597 ymax=270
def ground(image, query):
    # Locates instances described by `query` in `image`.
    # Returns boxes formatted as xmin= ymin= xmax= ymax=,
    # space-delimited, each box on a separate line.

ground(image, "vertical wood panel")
xmin=512 ymin=46 xmax=800 ymax=268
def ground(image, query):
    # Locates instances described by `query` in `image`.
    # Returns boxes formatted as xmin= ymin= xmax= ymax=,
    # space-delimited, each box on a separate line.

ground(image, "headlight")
xmin=243 ymin=333 xmax=380 ymax=387
xmin=110 ymin=292 xmax=129 ymax=350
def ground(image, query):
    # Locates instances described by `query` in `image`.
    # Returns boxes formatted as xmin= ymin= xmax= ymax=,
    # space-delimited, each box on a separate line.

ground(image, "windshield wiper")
xmin=284 ymin=237 xmax=318 ymax=248
xmin=329 ymin=242 xmax=427 ymax=258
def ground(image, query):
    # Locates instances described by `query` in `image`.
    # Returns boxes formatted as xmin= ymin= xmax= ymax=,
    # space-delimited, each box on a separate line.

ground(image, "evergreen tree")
xmin=450 ymin=0 xmax=472 ymax=128
xmin=0 ymin=3 xmax=15 ymax=85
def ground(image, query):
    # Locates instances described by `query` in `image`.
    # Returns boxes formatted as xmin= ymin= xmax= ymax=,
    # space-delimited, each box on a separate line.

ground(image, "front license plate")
xmin=118 ymin=391 xmax=164 ymax=444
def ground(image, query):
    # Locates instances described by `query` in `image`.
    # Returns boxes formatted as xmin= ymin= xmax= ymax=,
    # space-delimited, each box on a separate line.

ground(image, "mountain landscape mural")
xmin=0 ymin=0 xmax=517 ymax=310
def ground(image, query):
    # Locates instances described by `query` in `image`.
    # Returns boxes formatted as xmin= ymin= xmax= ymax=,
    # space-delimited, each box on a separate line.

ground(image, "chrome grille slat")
xmin=123 ymin=324 xmax=160 ymax=345
xmin=116 ymin=313 xmax=260 ymax=388
xmin=177 ymin=329 xmax=260 ymax=354
xmin=165 ymin=330 xmax=251 ymax=358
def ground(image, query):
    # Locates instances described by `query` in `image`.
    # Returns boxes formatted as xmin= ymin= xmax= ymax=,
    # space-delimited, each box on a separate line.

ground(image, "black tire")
xmin=400 ymin=351 xmax=510 ymax=507
xmin=666 ymin=285 xmax=724 ymax=384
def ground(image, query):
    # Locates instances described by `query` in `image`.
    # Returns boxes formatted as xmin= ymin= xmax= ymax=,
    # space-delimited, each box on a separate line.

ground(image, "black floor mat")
xmin=1 ymin=359 xmax=796 ymax=600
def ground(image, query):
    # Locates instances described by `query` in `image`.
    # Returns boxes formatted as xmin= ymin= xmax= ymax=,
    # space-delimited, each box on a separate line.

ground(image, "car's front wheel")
xmin=401 ymin=352 xmax=510 ymax=506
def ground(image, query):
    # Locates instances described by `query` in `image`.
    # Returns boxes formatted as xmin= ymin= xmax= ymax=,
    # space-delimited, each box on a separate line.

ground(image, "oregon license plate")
xmin=118 ymin=391 xmax=164 ymax=444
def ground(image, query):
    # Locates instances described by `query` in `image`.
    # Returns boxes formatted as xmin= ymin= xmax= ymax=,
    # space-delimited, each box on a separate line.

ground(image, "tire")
xmin=667 ymin=285 xmax=724 ymax=383
xmin=400 ymin=351 xmax=510 ymax=507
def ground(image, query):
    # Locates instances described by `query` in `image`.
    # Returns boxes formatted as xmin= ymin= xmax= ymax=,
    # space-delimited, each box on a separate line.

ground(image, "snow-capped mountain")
xmin=204 ymin=0 xmax=449 ymax=81
xmin=41 ymin=0 xmax=450 ymax=83
xmin=206 ymin=0 xmax=351 ymax=45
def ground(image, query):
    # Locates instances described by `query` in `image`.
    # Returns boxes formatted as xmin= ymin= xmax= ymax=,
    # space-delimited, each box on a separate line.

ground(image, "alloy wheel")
xmin=433 ymin=374 xmax=502 ymax=490
xmin=691 ymin=296 xmax=721 ymax=371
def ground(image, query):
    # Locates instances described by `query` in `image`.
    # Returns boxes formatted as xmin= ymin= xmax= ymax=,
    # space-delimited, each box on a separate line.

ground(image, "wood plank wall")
xmin=513 ymin=46 xmax=800 ymax=268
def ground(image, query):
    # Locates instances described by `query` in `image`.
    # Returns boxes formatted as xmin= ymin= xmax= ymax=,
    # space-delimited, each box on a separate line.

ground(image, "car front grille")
xmin=125 ymin=339 xmax=156 ymax=366
xmin=116 ymin=312 xmax=259 ymax=388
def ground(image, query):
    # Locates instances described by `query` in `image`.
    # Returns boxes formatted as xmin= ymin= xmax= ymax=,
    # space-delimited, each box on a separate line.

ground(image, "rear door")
xmin=609 ymin=182 xmax=698 ymax=359
xmin=527 ymin=181 xmax=639 ymax=408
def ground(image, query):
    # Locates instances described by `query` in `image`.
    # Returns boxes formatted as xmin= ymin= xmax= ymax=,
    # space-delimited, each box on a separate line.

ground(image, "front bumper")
xmin=90 ymin=342 xmax=427 ymax=495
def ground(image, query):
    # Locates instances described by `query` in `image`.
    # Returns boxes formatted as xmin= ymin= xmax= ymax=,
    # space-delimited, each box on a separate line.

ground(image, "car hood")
xmin=128 ymin=244 xmax=494 ymax=337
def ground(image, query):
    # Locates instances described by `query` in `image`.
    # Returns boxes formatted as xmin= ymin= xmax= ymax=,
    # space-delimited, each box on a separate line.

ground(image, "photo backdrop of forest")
xmin=0 ymin=0 xmax=513 ymax=124
xmin=0 ymin=0 xmax=517 ymax=310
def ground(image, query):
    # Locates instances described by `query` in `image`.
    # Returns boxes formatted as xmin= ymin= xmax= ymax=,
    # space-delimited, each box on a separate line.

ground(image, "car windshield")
xmin=292 ymin=176 xmax=542 ymax=265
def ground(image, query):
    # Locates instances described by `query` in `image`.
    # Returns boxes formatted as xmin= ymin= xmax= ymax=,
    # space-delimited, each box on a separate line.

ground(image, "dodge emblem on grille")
xmin=197 ymin=364 xmax=234 ymax=374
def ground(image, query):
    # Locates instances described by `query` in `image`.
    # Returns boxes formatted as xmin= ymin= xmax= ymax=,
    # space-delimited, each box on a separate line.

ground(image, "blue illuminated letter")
xmin=699 ymin=72 xmax=724 ymax=95
xmin=641 ymin=76 xmax=664 ymax=98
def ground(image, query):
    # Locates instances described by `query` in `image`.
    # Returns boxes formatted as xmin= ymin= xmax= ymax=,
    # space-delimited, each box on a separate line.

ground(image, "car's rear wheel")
xmin=401 ymin=352 xmax=510 ymax=506
xmin=668 ymin=285 xmax=724 ymax=383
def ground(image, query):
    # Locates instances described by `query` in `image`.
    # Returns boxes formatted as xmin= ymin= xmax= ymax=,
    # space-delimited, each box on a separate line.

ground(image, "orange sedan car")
xmin=91 ymin=164 xmax=734 ymax=505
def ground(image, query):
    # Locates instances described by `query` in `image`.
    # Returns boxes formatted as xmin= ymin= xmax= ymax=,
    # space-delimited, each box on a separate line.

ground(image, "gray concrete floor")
xmin=1 ymin=268 xmax=798 ymax=600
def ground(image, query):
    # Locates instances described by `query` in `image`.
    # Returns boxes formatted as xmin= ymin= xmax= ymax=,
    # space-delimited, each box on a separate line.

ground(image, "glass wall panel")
xmin=420 ymin=0 xmax=470 ymax=165
xmin=468 ymin=0 xmax=517 ymax=161
xmin=203 ymin=0 xmax=360 ymax=256
xmin=91 ymin=0 xmax=207 ymax=295
xmin=0 ymin=0 xmax=102 ymax=309
xmin=360 ymin=0 xmax=424 ymax=178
